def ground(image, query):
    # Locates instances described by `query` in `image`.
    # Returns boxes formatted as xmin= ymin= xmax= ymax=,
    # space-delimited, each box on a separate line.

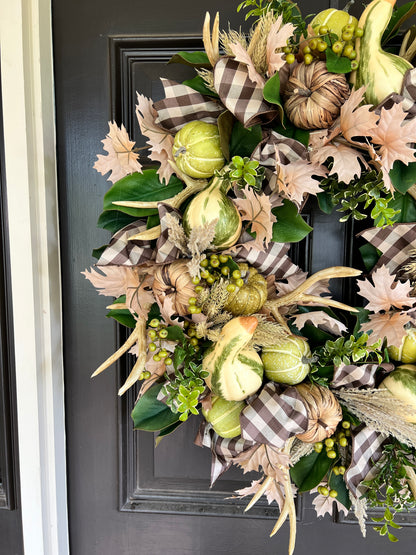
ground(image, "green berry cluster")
xmin=199 ymin=254 xmax=234 ymax=286
xmin=313 ymin=420 xmax=351 ymax=460
xmin=143 ymin=318 xmax=173 ymax=375
xmin=183 ymin=321 xmax=202 ymax=351
xmin=317 ymin=485 xmax=339 ymax=499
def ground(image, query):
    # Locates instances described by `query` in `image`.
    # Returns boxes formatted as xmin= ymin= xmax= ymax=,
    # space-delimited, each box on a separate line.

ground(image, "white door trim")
xmin=0 ymin=1 xmax=69 ymax=554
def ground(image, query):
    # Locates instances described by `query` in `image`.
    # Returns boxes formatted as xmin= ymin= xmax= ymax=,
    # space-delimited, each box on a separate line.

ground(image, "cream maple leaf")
xmin=93 ymin=121 xmax=142 ymax=183
xmin=310 ymin=142 xmax=367 ymax=184
xmin=357 ymin=265 xmax=416 ymax=313
xmin=291 ymin=311 xmax=347 ymax=336
xmin=233 ymin=478 xmax=286 ymax=511
xmin=360 ymin=312 xmax=412 ymax=347
xmin=275 ymin=147 xmax=327 ymax=205
xmin=266 ymin=15 xmax=295 ymax=76
xmin=126 ymin=273 xmax=155 ymax=319
xmin=233 ymin=443 xmax=289 ymax=482
xmin=369 ymin=102 xmax=416 ymax=173
xmin=82 ymin=265 xmax=137 ymax=298
xmin=136 ymin=93 xmax=175 ymax=183
xmin=312 ymin=492 xmax=348 ymax=518
xmin=233 ymin=185 xmax=277 ymax=250
xmin=340 ymin=86 xmax=379 ymax=143
xmin=229 ymin=42 xmax=265 ymax=87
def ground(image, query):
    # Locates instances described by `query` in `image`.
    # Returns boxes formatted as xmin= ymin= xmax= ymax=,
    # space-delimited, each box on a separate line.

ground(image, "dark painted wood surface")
xmin=53 ymin=1 xmax=416 ymax=553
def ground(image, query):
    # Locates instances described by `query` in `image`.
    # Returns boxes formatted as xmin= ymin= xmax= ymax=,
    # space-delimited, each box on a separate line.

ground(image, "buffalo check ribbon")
xmin=344 ymin=426 xmax=387 ymax=498
xmin=252 ymin=129 xmax=308 ymax=167
xmin=195 ymin=421 xmax=256 ymax=486
xmin=331 ymin=363 xmax=394 ymax=390
xmin=213 ymin=57 xmax=279 ymax=127
xmin=357 ymin=223 xmax=416 ymax=274
xmin=154 ymin=79 xmax=224 ymax=133
xmin=240 ymin=383 xmax=309 ymax=448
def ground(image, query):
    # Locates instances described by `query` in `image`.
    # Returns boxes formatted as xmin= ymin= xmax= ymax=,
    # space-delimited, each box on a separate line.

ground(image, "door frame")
xmin=0 ymin=1 xmax=69 ymax=553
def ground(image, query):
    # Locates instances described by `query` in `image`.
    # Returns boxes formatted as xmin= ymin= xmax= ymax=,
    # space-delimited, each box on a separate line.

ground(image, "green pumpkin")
xmin=261 ymin=336 xmax=311 ymax=385
xmin=224 ymin=265 xmax=268 ymax=315
xmin=202 ymin=396 xmax=245 ymax=438
xmin=172 ymin=121 xmax=225 ymax=178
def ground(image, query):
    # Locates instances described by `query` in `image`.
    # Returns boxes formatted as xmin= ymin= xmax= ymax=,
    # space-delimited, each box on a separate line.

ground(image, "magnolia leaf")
xmin=292 ymin=311 xmax=347 ymax=336
xmin=229 ymin=122 xmax=263 ymax=158
xmin=263 ymin=72 xmax=284 ymax=122
xmin=382 ymin=1 xmax=416 ymax=44
xmin=273 ymin=120 xmax=310 ymax=147
xmin=389 ymin=160 xmax=416 ymax=194
xmin=103 ymin=170 xmax=183 ymax=218
xmin=234 ymin=185 xmax=277 ymax=250
xmin=131 ymin=383 xmax=181 ymax=431
xmin=217 ymin=110 xmax=235 ymax=161
xmin=339 ymin=87 xmax=379 ymax=143
xmin=290 ymin=450 xmax=332 ymax=492
xmin=360 ymin=312 xmax=411 ymax=347
xmin=168 ymin=51 xmax=211 ymax=68
xmin=96 ymin=210 xmax=140 ymax=234
xmin=272 ymin=199 xmax=313 ymax=243
xmin=93 ymin=122 xmax=142 ymax=184
xmin=266 ymin=15 xmax=295 ymax=76
xmin=230 ymin=42 xmax=265 ymax=87
xmin=357 ymin=265 xmax=415 ymax=313
xmin=369 ymin=102 xmax=416 ymax=173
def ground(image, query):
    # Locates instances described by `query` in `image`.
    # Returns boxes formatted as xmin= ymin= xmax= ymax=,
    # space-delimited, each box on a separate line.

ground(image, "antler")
xmin=266 ymin=266 xmax=362 ymax=315
xmin=203 ymin=12 xmax=220 ymax=67
xmin=111 ymin=160 xmax=208 ymax=241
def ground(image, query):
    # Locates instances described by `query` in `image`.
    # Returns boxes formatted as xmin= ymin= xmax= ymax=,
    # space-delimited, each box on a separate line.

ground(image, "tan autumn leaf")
xmin=93 ymin=121 xmax=142 ymax=184
xmin=136 ymin=93 xmax=175 ymax=183
xmin=360 ymin=312 xmax=411 ymax=347
xmin=82 ymin=265 xmax=137 ymax=298
xmin=156 ymin=295 xmax=185 ymax=328
xmin=310 ymin=142 xmax=367 ymax=184
xmin=357 ymin=265 xmax=416 ymax=313
xmin=275 ymin=147 xmax=327 ymax=205
xmin=340 ymin=86 xmax=379 ymax=143
xmin=312 ymin=492 xmax=348 ymax=518
xmin=369 ymin=101 xmax=416 ymax=172
xmin=234 ymin=443 xmax=289 ymax=481
xmin=291 ymin=311 xmax=347 ymax=336
xmin=126 ymin=273 xmax=155 ymax=319
xmin=266 ymin=15 xmax=295 ymax=76
xmin=229 ymin=42 xmax=265 ymax=87
xmin=233 ymin=185 xmax=277 ymax=250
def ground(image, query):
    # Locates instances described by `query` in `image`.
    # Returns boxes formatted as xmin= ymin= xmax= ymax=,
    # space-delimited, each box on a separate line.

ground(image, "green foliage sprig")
xmin=362 ymin=440 xmax=416 ymax=542
xmin=227 ymin=155 xmax=265 ymax=190
xmin=319 ymin=170 xmax=400 ymax=227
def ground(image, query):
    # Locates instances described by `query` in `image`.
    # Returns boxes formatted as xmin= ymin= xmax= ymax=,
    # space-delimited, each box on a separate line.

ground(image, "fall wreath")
xmin=84 ymin=1 xmax=416 ymax=552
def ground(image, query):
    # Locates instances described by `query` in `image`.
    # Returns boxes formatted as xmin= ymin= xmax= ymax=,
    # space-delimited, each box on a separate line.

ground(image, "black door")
xmin=53 ymin=1 xmax=416 ymax=553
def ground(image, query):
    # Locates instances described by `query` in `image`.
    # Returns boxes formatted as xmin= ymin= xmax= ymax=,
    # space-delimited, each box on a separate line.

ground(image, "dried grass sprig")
xmin=164 ymin=213 xmax=188 ymax=253
xmin=200 ymin=279 xmax=230 ymax=320
xmin=196 ymin=68 xmax=217 ymax=92
xmin=290 ymin=438 xmax=315 ymax=466
xmin=250 ymin=318 xmax=290 ymax=348
xmin=247 ymin=12 xmax=276 ymax=75
xmin=220 ymin=28 xmax=248 ymax=56
xmin=334 ymin=388 xmax=416 ymax=449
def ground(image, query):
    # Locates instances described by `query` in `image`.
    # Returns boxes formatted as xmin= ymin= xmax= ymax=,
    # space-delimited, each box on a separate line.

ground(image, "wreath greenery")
xmin=84 ymin=1 xmax=416 ymax=552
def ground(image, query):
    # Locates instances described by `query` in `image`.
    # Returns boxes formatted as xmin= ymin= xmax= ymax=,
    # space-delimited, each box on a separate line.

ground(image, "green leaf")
xmin=291 ymin=449 xmax=333 ymax=492
xmin=92 ymin=245 xmax=108 ymax=260
xmin=388 ymin=532 xmax=399 ymax=542
xmin=131 ymin=383 xmax=181 ymax=431
xmin=155 ymin=420 xmax=184 ymax=446
xmin=273 ymin=120 xmax=310 ymax=147
xmin=317 ymin=191 xmax=335 ymax=215
xmin=168 ymin=51 xmax=211 ymax=68
xmin=106 ymin=296 xmax=137 ymax=328
xmin=272 ymin=199 xmax=313 ymax=243
xmin=182 ymin=75 xmax=219 ymax=98
xmin=166 ymin=325 xmax=186 ymax=343
xmin=382 ymin=1 xmax=416 ymax=45
xmin=97 ymin=210 xmax=140 ymax=234
xmin=229 ymin=121 xmax=263 ymax=159
xmin=325 ymin=48 xmax=352 ymax=74
xmin=389 ymin=192 xmax=416 ymax=223
xmin=359 ymin=243 xmax=381 ymax=272
xmin=329 ymin=473 xmax=351 ymax=510
xmin=263 ymin=72 xmax=284 ymax=122
xmin=103 ymin=170 xmax=184 ymax=217
xmin=390 ymin=160 xmax=416 ymax=194
xmin=218 ymin=110 xmax=235 ymax=161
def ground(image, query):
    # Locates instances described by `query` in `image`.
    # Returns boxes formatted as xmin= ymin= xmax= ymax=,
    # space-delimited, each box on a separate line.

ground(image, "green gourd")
xmin=202 ymin=396 xmax=245 ymax=438
xmin=351 ymin=0 xmax=413 ymax=106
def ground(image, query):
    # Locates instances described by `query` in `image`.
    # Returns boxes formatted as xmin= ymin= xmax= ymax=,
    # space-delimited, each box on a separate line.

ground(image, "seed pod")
xmin=295 ymin=383 xmax=342 ymax=443
xmin=152 ymin=260 xmax=195 ymax=316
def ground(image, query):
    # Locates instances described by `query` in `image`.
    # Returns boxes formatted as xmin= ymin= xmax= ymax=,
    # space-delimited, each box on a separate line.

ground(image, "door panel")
xmin=53 ymin=1 xmax=416 ymax=553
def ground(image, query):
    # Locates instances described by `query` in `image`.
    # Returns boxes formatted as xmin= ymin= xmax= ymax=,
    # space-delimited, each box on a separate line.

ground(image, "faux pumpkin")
xmin=182 ymin=174 xmax=242 ymax=248
xmin=311 ymin=7 xmax=358 ymax=39
xmin=224 ymin=264 xmax=268 ymax=315
xmin=295 ymin=383 xmax=343 ymax=443
xmin=351 ymin=0 xmax=413 ymax=106
xmin=261 ymin=336 xmax=311 ymax=385
xmin=203 ymin=316 xmax=264 ymax=401
xmin=388 ymin=328 xmax=416 ymax=363
xmin=152 ymin=260 xmax=195 ymax=316
xmin=172 ymin=121 xmax=225 ymax=178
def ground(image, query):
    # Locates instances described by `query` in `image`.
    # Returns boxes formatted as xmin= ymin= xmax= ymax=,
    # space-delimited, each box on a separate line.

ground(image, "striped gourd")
xmin=203 ymin=316 xmax=264 ymax=401
xmin=183 ymin=174 xmax=242 ymax=248
xmin=380 ymin=364 xmax=416 ymax=422
xmin=261 ymin=336 xmax=311 ymax=385
xmin=172 ymin=121 xmax=225 ymax=178
xmin=351 ymin=0 xmax=412 ymax=106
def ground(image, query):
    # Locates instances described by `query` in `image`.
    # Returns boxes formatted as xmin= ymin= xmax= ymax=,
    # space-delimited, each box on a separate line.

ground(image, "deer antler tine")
xmin=244 ymin=476 xmax=274 ymax=512
xmin=212 ymin=12 xmax=220 ymax=63
xmin=128 ymin=225 xmax=162 ymax=241
xmin=118 ymin=319 xmax=147 ymax=396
